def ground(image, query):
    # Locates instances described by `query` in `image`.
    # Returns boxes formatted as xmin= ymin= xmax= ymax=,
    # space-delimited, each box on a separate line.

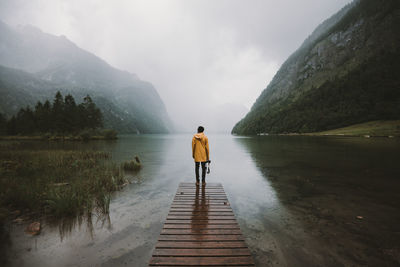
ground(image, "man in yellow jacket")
xmin=192 ymin=126 xmax=210 ymax=185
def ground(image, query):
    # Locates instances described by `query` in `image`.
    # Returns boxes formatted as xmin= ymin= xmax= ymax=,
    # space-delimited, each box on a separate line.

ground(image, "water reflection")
xmin=54 ymin=212 xmax=111 ymax=242
xmin=191 ymin=185 xmax=209 ymax=236
xmin=235 ymin=135 xmax=400 ymax=266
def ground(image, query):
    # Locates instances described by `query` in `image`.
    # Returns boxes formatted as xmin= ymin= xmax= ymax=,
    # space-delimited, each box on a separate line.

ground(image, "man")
xmin=192 ymin=126 xmax=210 ymax=185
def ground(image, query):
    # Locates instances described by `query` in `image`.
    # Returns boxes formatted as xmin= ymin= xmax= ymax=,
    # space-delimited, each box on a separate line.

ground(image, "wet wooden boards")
xmin=149 ymin=182 xmax=255 ymax=266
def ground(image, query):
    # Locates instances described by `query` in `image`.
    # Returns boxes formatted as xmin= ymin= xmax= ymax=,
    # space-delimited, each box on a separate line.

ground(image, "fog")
xmin=0 ymin=0 xmax=352 ymax=133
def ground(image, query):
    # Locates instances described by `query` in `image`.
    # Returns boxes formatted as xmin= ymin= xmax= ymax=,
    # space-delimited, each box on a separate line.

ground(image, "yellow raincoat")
xmin=192 ymin=132 xmax=209 ymax=162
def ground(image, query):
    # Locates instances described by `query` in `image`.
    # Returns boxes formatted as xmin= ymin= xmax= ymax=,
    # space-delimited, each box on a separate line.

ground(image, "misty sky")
xmin=0 ymin=0 xmax=352 ymax=131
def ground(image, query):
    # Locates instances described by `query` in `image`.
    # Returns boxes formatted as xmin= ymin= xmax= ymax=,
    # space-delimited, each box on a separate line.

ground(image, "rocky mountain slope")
xmin=233 ymin=0 xmax=400 ymax=134
xmin=0 ymin=20 xmax=171 ymax=133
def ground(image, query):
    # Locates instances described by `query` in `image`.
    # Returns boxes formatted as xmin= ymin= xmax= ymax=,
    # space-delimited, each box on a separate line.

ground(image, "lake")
xmin=3 ymin=134 xmax=400 ymax=266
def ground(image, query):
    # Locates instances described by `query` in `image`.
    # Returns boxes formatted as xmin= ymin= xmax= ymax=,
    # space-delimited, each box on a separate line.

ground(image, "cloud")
xmin=0 ymin=0 xmax=353 ymax=131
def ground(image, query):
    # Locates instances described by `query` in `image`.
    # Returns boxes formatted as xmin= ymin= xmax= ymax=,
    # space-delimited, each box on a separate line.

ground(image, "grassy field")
xmin=0 ymin=143 xmax=127 ymax=226
xmin=307 ymin=120 xmax=400 ymax=137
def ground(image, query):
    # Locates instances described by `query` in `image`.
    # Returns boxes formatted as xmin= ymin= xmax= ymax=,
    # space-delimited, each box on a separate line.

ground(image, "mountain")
xmin=0 ymin=20 xmax=171 ymax=133
xmin=232 ymin=0 xmax=400 ymax=135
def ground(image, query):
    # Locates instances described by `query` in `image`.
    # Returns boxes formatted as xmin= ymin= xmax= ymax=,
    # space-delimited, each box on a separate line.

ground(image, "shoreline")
xmin=0 ymin=135 xmax=117 ymax=141
xmin=275 ymin=133 xmax=398 ymax=138
xmin=0 ymin=129 xmax=118 ymax=141
xmin=255 ymin=120 xmax=400 ymax=138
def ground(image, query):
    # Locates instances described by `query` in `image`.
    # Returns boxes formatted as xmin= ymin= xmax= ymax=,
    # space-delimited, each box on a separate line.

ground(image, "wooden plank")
xmin=169 ymin=209 xmax=232 ymax=212
xmin=165 ymin=220 xmax=238 ymax=224
xmin=176 ymin=191 xmax=226 ymax=193
xmin=148 ymin=183 xmax=255 ymax=266
xmin=167 ymin=216 xmax=236 ymax=220
xmin=171 ymin=201 xmax=230 ymax=204
xmin=161 ymin=229 xmax=242 ymax=235
xmin=173 ymin=197 xmax=228 ymax=200
xmin=163 ymin=224 xmax=240 ymax=229
xmin=174 ymin=195 xmax=227 ymax=197
xmin=177 ymin=191 xmax=225 ymax=193
xmin=170 ymin=205 xmax=230 ymax=208
xmin=149 ymin=256 xmax=254 ymax=266
xmin=168 ymin=211 xmax=234 ymax=214
xmin=169 ymin=211 xmax=233 ymax=214
xmin=168 ymin=214 xmax=235 ymax=219
xmin=153 ymin=248 xmax=252 ymax=256
xmin=155 ymin=241 xmax=248 ymax=249
xmin=169 ymin=208 xmax=232 ymax=212
xmin=152 ymin=266 xmax=255 ymax=267
xmin=158 ymin=234 xmax=244 ymax=241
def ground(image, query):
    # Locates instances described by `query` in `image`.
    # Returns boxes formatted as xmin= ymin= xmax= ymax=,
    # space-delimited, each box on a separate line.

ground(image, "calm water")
xmin=4 ymin=134 xmax=400 ymax=266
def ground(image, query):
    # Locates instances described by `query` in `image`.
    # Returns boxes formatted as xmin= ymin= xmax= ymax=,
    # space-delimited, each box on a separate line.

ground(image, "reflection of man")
xmin=192 ymin=126 xmax=210 ymax=185
xmin=191 ymin=184 xmax=209 ymax=235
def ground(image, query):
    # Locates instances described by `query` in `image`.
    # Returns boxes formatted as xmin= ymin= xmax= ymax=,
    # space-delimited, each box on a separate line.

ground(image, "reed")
xmin=122 ymin=156 xmax=141 ymax=171
xmin=0 ymin=143 xmax=126 ymax=223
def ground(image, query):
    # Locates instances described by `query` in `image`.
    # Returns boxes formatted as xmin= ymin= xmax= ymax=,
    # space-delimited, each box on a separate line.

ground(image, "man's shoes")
xmin=202 ymin=180 xmax=206 ymax=185
xmin=196 ymin=181 xmax=200 ymax=186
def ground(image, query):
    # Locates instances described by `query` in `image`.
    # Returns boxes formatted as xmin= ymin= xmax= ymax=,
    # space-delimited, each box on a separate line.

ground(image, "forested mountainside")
xmin=0 ymin=20 xmax=171 ymax=134
xmin=233 ymin=0 xmax=400 ymax=134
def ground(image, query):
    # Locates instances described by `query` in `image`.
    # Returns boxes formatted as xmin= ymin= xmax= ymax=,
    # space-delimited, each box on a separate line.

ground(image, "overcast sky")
xmin=0 ymin=0 xmax=352 ymax=131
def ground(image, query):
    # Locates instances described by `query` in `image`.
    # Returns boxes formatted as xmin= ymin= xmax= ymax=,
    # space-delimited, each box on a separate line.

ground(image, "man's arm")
xmin=205 ymin=137 xmax=210 ymax=161
xmin=192 ymin=137 xmax=195 ymax=158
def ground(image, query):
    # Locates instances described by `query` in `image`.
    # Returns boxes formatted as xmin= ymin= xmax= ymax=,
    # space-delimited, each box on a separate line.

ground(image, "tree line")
xmin=0 ymin=91 xmax=103 ymax=135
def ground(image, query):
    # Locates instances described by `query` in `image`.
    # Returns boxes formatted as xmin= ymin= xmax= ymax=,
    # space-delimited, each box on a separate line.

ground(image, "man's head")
xmin=197 ymin=126 xmax=204 ymax=133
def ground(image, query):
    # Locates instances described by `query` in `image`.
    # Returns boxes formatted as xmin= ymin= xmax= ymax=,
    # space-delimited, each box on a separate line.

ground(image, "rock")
xmin=52 ymin=182 xmax=69 ymax=186
xmin=356 ymin=216 xmax=363 ymax=220
xmin=26 ymin=222 xmax=41 ymax=235
xmin=13 ymin=218 xmax=23 ymax=224
xmin=11 ymin=210 xmax=21 ymax=216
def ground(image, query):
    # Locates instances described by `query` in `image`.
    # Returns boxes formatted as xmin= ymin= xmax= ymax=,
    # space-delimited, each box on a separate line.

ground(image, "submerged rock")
xmin=26 ymin=222 xmax=41 ymax=235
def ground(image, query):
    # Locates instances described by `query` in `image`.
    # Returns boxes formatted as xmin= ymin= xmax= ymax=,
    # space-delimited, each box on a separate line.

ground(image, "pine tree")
xmin=34 ymin=101 xmax=45 ymax=133
xmin=7 ymin=116 xmax=17 ymax=135
xmin=81 ymin=95 xmax=103 ymax=129
xmin=0 ymin=113 xmax=6 ymax=135
xmin=52 ymin=91 xmax=65 ymax=133
xmin=15 ymin=106 xmax=35 ymax=134
xmin=42 ymin=100 xmax=52 ymax=133
xmin=64 ymin=94 xmax=78 ymax=133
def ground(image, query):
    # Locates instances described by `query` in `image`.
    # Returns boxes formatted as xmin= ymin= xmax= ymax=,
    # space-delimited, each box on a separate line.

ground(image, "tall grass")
xmin=122 ymin=156 xmax=142 ymax=171
xmin=0 ymin=143 xmax=127 ymax=226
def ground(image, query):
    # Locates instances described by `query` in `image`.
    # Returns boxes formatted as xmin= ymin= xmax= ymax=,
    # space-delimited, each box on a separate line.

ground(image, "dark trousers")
xmin=195 ymin=162 xmax=206 ymax=182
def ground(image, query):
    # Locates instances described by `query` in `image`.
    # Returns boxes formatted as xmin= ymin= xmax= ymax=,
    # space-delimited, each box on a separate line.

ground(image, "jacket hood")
xmin=194 ymin=132 xmax=205 ymax=139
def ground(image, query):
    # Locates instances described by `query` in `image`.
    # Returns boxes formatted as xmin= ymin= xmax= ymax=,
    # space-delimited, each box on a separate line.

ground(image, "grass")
xmin=0 ymin=143 xmax=128 ymax=226
xmin=307 ymin=120 xmax=400 ymax=137
xmin=122 ymin=156 xmax=141 ymax=171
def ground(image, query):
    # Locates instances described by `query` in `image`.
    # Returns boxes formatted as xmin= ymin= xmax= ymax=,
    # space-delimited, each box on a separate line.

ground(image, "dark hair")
xmin=197 ymin=126 xmax=204 ymax=133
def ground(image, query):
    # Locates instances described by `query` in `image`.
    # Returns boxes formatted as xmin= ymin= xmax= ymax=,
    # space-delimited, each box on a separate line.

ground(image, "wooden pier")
xmin=149 ymin=182 xmax=255 ymax=266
